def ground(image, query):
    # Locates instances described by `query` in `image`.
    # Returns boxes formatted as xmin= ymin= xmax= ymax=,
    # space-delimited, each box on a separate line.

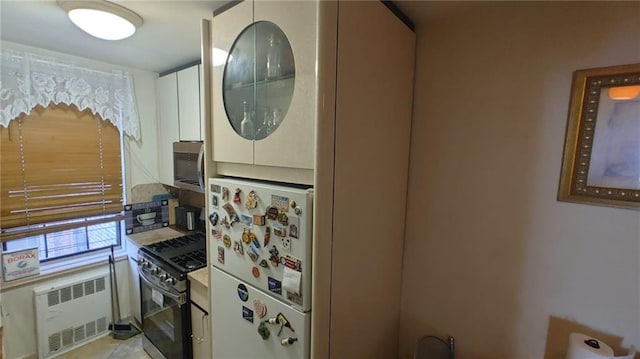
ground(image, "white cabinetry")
xmin=189 ymin=270 xmax=210 ymax=359
xmin=177 ymin=65 xmax=202 ymax=142
xmin=211 ymin=1 xmax=316 ymax=181
xmin=156 ymin=73 xmax=180 ymax=187
xmin=156 ymin=64 xmax=202 ymax=186
xmin=190 ymin=303 xmax=210 ymax=359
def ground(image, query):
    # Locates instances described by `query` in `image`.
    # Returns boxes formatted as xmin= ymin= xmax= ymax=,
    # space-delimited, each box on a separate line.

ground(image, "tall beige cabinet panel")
xmin=211 ymin=1 xmax=317 ymax=181
xmin=313 ymin=2 xmax=416 ymax=358
xmin=207 ymin=1 xmax=415 ymax=358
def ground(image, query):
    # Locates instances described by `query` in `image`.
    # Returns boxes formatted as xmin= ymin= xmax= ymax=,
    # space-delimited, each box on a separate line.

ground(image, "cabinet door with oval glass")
xmin=212 ymin=1 xmax=317 ymax=171
xmin=558 ymin=63 xmax=640 ymax=210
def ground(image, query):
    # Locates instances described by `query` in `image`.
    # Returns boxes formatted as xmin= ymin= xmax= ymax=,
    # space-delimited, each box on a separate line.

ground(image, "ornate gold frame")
xmin=558 ymin=63 xmax=640 ymax=210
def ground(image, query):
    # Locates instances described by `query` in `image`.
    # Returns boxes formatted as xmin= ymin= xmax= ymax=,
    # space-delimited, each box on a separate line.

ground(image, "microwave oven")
xmin=173 ymin=141 xmax=204 ymax=193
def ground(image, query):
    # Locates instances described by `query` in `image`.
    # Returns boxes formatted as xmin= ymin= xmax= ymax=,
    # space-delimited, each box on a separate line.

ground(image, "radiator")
xmin=33 ymin=269 xmax=112 ymax=359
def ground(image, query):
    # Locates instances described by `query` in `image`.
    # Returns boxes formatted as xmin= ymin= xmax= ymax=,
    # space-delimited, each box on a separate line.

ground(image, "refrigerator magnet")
xmin=273 ymin=226 xmax=287 ymax=237
xmin=221 ymin=216 xmax=230 ymax=229
xmin=222 ymin=187 xmax=229 ymax=202
xmin=233 ymin=188 xmax=242 ymax=204
xmin=241 ymin=214 xmax=252 ymax=226
xmin=269 ymin=245 xmax=280 ymax=267
xmin=253 ymin=299 xmax=267 ymax=319
xmin=245 ymin=190 xmax=258 ymax=209
xmin=266 ymin=206 xmax=279 ymax=220
xmin=253 ymin=215 xmax=266 ymax=226
xmin=242 ymin=229 xmax=251 ymax=244
xmin=280 ymin=238 xmax=292 ymax=252
xmin=233 ymin=241 xmax=244 ymax=255
xmin=237 ymin=283 xmax=249 ymax=302
xmin=277 ymin=212 xmax=289 ymax=226
xmin=217 ymin=246 xmax=225 ymax=264
xmin=271 ymin=194 xmax=289 ymax=212
xmin=268 ymin=276 xmax=282 ymax=295
xmin=242 ymin=306 xmax=254 ymax=323
xmin=252 ymin=266 xmax=260 ymax=278
xmin=223 ymin=235 xmax=232 ymax=248
xmin=289 ymin=217 xmax=299 ymax=239
xmin=248 ymin=244 xmax=260 ymax=262
xmin=263 ymin=227 xmax=271 ymax=246
xmin=257 ymin=321 xmax=270 ymax=340
xmin=282 ymin=266 xmax=302 ymax=296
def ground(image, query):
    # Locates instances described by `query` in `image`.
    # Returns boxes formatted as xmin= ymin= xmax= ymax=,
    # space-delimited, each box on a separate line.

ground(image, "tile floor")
xmin=56 ymin=333 xmax=150 ymax=359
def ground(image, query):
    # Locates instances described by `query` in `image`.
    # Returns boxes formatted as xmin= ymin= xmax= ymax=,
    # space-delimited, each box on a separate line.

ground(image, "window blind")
xmin=0 ymin=104 xmax=123 ymax=241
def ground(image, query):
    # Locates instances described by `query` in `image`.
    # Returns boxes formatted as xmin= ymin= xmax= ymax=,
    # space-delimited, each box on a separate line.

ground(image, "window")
xmin=0 ymin=104 xmax=124 ymax=261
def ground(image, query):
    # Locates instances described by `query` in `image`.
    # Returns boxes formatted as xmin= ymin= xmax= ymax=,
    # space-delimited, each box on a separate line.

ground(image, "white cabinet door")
xmin=156 ymin=73 xmax=179 ymax=186
xmin=253 ymin=1 xmax=317 ymax=170
xmin=212 ymin=0 xmax=254 ymax=165
xmin=178 ymin=65 xmax=202 ymax=141
xmin=191 ymin=303 xmax=210 ymax=359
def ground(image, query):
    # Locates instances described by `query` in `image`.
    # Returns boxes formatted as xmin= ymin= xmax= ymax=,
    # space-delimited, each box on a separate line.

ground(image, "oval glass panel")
xmin=223 ymin=21 xmax=295 ymax=141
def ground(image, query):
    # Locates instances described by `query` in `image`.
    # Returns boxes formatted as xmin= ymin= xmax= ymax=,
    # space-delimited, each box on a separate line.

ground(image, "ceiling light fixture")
xmin=57 ymin=0 xmax=143 ymax=41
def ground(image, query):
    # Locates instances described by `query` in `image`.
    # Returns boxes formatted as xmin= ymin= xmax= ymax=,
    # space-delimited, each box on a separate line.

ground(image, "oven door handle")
xmin=139 ymin=271 xmax=186 ymax=305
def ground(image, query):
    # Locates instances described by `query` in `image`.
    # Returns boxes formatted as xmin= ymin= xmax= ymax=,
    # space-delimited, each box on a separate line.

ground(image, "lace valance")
xmin=0 ymin=49 xmax=141 ymax=140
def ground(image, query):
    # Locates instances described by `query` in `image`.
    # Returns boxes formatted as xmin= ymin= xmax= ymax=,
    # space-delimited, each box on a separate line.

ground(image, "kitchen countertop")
xmin=124 ymin=227 xmax=189 ymax=248
xmin=188 ymin=267 xmax=209 ymax=289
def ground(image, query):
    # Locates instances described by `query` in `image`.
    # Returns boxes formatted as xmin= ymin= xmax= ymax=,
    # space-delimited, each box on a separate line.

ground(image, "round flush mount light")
xmin=57 ymin=0 xmax=143 ymax=41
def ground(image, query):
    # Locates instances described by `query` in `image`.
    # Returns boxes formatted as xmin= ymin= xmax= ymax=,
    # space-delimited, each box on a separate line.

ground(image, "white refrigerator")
xmin=208 ymin=177 xmax=313 ymax=358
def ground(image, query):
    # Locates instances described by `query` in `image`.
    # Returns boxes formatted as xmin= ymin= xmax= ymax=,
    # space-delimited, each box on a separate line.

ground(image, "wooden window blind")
xmin=1 ymin=104 xmax=123 ymax=241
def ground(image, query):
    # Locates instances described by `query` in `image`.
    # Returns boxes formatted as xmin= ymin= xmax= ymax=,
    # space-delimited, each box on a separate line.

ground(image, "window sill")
xmin=0 ymin=245 xmax=128 ymax=292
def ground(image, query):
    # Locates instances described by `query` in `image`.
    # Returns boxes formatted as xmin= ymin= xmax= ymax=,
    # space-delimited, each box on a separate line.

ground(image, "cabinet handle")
xmin=191 ymin=311 xmax=208 ymax=344
xmin=197 ymin=144 xmax=205 ymax=191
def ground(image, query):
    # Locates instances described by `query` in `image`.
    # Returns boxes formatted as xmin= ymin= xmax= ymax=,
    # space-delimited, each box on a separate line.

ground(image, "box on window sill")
xmin=2 ymin=247 xmax=40 ymax=281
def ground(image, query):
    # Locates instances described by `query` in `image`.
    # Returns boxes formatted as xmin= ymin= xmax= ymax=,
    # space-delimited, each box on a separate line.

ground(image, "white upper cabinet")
xmin=212 ymin=1 xmax=317 ymax=170
xmin=178 ymin=65 xmax=202 ymax=141
xmin=156 ymin=72 xmax=180 ymax=186
xmin=156 ymin=64 xmax=203 ymax=186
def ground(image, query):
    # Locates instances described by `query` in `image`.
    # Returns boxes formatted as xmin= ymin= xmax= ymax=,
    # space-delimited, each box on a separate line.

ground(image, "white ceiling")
xmin=0 ymin=0 xmax=226 ymax=74
xmin=0 ymin=1 xmax=457 ymax=75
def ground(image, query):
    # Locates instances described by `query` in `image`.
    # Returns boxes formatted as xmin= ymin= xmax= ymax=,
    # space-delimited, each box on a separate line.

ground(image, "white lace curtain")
xmin=0 ymin=49 xmax=141 ymax=140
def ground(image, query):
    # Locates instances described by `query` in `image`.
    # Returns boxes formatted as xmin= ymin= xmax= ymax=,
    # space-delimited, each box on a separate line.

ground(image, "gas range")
xmin=137 ymin=232 xmax=206 ymax=293
xmin=138 ymin=232 xmax=206 ymax=359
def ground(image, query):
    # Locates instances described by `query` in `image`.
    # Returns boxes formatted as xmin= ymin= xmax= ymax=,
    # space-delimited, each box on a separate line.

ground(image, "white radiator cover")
xmin=33 ymin=269 xmax=112 ymax=359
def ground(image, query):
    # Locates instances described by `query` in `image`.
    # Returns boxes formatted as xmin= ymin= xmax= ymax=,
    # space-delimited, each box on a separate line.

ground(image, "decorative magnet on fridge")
xmin=245 ymin=190 xmax=258 ymax=209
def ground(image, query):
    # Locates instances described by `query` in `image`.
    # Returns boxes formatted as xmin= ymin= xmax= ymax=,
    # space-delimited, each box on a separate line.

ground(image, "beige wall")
xmin=399 ymin=2 xmax=640 ymax=358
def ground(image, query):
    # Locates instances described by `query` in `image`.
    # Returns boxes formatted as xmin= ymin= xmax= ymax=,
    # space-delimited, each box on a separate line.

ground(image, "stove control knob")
xmin=159 ymin=273 xmax=168 ymax=281
xmin=150 ymin=267 xmax=160 ymax=275
xmin=165 ymin=277 xmax=176 ymax=285
xmin=137 ymin=258 xmax=145 ymax=266
xmin=142 ymin=261 xmax=151 ymax=269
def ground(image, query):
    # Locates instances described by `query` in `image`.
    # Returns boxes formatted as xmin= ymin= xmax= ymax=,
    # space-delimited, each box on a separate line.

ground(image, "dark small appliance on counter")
xmin=175 ymin=205 xmax=201 ymax=232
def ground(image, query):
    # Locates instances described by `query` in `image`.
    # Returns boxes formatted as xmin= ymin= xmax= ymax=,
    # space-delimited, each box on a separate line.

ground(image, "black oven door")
xmin=140 ymin=271 xmax=191 ymax=359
